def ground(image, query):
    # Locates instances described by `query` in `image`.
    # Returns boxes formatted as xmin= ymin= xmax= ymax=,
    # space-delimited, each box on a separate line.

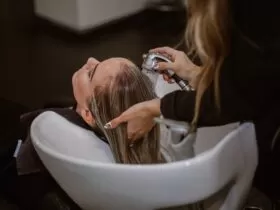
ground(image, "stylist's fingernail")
xmin=154 ymin=64 xmax=159 ymax=69
xmin=104 ymin=122 xmax=112 ymax=129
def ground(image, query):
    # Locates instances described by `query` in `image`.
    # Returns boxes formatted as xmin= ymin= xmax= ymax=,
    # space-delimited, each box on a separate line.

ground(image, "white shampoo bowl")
xmin=31 ymin=111 xmax=257 ymax=210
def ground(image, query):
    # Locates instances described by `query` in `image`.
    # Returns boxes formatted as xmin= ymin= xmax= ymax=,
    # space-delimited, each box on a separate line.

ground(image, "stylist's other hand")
xmin=104 ymin=99 xmax=161 ymax=142
xmin=150 ymin=47 xmax=201 ymax=88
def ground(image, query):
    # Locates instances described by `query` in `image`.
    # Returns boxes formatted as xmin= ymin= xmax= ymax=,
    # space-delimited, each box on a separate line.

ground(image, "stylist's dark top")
xmin=160 ymin=0 xmax=280 ymax=195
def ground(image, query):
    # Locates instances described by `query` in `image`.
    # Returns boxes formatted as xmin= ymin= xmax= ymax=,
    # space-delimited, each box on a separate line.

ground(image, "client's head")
xmin=72 ymin=57 xmax=161 ymax=164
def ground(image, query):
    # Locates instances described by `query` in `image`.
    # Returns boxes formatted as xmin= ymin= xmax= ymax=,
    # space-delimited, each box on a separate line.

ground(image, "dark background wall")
xmin=0 ymin=0 xmax=186 ymax=109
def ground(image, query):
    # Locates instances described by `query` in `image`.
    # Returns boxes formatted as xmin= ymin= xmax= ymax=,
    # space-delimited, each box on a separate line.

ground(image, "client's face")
xmin=72 ymin=57 xmax=135 ymax=124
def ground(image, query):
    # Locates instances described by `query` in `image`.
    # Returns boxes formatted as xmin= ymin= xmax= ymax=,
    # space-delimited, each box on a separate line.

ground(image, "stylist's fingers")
xmin=163 ymin=74 xmax=174 ymax=83
xmin=163 ymin=74 xmax=170 ymax=81
xmin=150 ymin=47 xmax=177 ymax=60
xmin=128 ymin=131 xmax=138 ymax=142
xmin=131 ymin=133 xmax=143 ymax=142
xmin=155 ymin=62 xmax=176 ymax=72
xmin=104 ymin=113 xmax=128 ymax=129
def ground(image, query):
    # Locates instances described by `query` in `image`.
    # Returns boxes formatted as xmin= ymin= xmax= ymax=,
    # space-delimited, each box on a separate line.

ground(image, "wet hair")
xmin=89 ymin=62 xmax=162 ymax=164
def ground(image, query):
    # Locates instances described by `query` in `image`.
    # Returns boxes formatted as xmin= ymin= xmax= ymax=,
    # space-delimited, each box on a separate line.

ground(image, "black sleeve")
xmin=160 ymin=84 xmax=254 ymax=127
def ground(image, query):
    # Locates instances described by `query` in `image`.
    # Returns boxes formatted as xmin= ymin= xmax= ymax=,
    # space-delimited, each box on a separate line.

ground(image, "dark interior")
xmin=0 ymin=0 xmax=277 ymax=209
xmin=0 ymin=0 xmax=186 ymax=110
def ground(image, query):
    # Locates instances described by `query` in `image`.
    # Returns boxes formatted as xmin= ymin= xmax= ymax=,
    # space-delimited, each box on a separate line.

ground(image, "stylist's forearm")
xmin=148 ymin=98 xmax=161 ymax=117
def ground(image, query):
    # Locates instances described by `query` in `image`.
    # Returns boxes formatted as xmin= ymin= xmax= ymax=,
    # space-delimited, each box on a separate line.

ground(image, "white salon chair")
xmin=31 ymin=111 xmax=258 ymax=210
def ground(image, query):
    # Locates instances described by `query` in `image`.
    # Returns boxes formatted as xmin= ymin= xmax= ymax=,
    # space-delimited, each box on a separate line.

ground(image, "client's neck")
xmin=75 ymin=104 xmax=107 ymax=142
xmin=75 ymin=104 xmax=82 ymax=115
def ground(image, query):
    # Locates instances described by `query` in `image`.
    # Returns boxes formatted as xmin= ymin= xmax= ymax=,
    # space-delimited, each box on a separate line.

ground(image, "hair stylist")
xmin=105 ymin=0 xmax=280 ymax=197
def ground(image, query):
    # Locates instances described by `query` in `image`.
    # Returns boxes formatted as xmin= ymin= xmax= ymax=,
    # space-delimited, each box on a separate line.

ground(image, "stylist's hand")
xmin=104 ymin=99 xmax=161 ymax=142
xmin=150 ymin=47 xmax=201 ymax=88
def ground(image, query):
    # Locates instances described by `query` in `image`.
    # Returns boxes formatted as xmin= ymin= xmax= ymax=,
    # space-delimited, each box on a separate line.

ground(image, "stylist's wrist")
xmin=147 ymin=98 xmax=161 ymax=117
xmin=189 ymin=66 xmax=202 ymax=89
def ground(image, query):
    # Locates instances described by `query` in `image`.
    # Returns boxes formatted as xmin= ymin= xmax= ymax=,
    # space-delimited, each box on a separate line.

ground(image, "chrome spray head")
xmin=142 ymin=53 xmax=173 ymax=74
xmin=142 ymin=52 xmax=193 ymax=91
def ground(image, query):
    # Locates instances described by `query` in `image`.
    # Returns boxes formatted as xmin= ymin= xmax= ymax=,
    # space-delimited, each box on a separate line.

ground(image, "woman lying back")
xmin=72 ymin=57 xmax=162 ymax=164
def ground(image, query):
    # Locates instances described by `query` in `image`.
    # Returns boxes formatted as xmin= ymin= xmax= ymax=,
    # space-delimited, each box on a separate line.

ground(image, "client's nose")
xmin=87 ymin=57 xmax=100 ymax=67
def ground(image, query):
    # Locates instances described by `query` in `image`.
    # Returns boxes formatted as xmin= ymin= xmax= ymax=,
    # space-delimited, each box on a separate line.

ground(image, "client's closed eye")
xmin=88 ymin=69 xmax=94 ymax=79
xmin=88 ymin=64 xmax=99 ymax=81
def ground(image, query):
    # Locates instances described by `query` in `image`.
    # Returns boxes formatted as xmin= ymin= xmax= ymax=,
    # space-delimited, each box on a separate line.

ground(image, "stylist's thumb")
xmin=155 ymin=62 xmax=175 ymax=72
xmin=104 ymin=114 xmax=127 ymax=129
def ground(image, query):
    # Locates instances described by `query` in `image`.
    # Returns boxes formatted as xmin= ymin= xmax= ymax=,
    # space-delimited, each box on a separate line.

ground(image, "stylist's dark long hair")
xmin=106 ymin=0 xmax=280 ymax=197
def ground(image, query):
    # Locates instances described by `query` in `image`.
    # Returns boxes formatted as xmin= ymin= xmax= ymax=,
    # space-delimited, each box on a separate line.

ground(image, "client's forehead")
xmin=100 ymin=58 xmax=133 ymax=73
xmin=95 ymin=58 xmax=134 ymax=78
xmin=91 ymin=57 xmax=135 ymax=86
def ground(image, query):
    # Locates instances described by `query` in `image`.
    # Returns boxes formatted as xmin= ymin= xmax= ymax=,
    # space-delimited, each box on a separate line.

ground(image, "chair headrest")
xmin=31 ymin=111 xmax=115 ymax=163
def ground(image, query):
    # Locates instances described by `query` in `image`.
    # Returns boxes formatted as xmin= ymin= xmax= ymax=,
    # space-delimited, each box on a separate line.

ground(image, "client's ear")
xmin=81 ymin=109 xmax=95 ymax=126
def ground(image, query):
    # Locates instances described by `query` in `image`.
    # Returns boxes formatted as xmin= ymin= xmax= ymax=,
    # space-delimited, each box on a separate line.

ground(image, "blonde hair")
xmin=89 ymin=63 xmax=162 ymax=164
xmin=185 ymin=0 xmax=231 ymax=127
xmin=90 ymin=62 xmax=202 ymax=209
